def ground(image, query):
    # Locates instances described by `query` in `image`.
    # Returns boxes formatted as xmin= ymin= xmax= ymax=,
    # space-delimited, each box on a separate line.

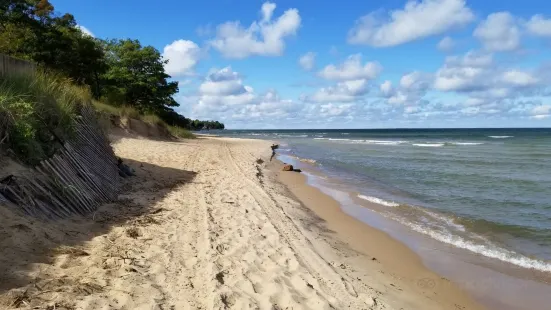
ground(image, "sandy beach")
xmin=0 ymin=135 xmax=484 ymax=309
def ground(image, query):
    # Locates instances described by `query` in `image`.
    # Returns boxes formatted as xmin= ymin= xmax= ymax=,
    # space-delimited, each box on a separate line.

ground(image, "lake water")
xmin=214 ymin=128 xmax=551 ymax=275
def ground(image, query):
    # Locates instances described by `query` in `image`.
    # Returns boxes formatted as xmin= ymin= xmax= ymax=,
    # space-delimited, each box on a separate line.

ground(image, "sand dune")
xmin=0 ymin=136 xmax=482 ymax=309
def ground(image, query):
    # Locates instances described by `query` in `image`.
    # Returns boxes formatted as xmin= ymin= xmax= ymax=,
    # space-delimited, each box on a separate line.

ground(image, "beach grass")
xmin=92 ymin=100 xmax=195 ymax=139
xmin=0 ymin=71 xmax=89 ymax=164
xmin=168 ymin=125 xmax=196 ymax=139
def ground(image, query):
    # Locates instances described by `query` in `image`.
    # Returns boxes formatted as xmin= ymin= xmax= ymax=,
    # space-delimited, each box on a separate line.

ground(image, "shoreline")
xmin=273 ymin=149 xmax=551 ymax=310
xmin=271 ymin=155 xmax=485 ymax=310
xmin=1 ymin=135 xmax=543 ymax=309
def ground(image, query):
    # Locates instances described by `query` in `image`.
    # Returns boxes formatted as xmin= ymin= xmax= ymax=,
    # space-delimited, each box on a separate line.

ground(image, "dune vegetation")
xmin=0 ymin=0 xmax=223 ymax=157
xmin=0 ymin=71 xmax=88 ymax=165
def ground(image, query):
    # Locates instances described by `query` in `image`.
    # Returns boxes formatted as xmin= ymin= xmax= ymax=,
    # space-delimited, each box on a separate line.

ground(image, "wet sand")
xmin=275 ymin=153 xmax=551 ymax=310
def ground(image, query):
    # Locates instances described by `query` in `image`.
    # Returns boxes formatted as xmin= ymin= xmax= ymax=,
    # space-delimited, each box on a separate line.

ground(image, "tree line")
xmin=0 ymin=0 xmax=224 ymax=130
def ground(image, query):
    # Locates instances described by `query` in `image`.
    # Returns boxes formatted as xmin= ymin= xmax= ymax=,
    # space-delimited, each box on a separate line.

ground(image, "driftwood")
xmin=0 ymin=104 xmax=120 ymax=219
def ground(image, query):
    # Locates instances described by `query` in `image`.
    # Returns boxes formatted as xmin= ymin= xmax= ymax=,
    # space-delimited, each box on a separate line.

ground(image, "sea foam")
xmin=358 ymin=194 xmax=399 ymax=207
xmin=390 ymin=216 xmax=551 ymax=273
xmin=412 ymin=143 xmax=445 ymax=147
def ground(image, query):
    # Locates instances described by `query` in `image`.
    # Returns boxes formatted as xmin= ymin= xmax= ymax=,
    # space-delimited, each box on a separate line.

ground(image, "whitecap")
xmin=488 ymin=136 xmax=514 ymax=139
xmin=389 ymin=216 xmax=551 ymax=273
xmin=448 ymin=142 xmax=484 ymax=146
xmin=412 ymin=143 xmax=444 ymax=147
xmin=358 ymin=195 xmax=399 ymax=207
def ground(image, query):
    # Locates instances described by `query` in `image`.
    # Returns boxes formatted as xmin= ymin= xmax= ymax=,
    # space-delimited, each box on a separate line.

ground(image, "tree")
xmin=101 ymin=39 xmax=179 ymax=113
xmin=0 ymin=0 xmax=107 ymax=97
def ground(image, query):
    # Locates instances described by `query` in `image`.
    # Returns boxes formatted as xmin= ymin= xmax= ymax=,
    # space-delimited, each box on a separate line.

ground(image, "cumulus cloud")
xmin=209 ymin=2 xmax=301 ymax=58
xmin=196 ymin=67 xmax=255 ymax=108
xmin=318 ymin=54 xmax=382 ymax=81
xmin=298 ymin=52 xmax=316 ymax=71
xmin=76 ymin=25 xmax=94 ymax=37
xmin=347 ymin=0 xmax=474 ymax=47
xmin=318 ymin=103 xmax=354 ymax=117
xmin=437 ymin=36 xmax=455 ymax=52
xmin=433 ymin=50 xmax=541 ymax=96
xmin=186 ymin=67 xmax=303 ymax=127
xmin=380 ymin=71 xmax=432 ymax=106
xmin=530 ymin=105 xmax=551 ymax=119
xmin=526 ymin=15 xmax=551 ymax=38
xmin=302 ymin=79 xmax=369 ymax=103
xmin=473 ymin=12 xmax=520 ymax=51
xmin=163 ymin=40 xmax=201 ymax=76
xmin=198 ymin=68 xmax=248 ymax=96
xmin=424 ymin=48 xmax=551 ymax=120
xmin=433 ymin=51 xmax=494 ymax=92
xmin=501 ymin=70 xmax=539 ymax=86
xmin=380 ymin=80 xmax=394 ymax=97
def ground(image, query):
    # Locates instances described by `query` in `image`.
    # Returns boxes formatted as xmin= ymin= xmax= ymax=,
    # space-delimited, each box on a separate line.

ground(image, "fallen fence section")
xmin=0 ymin=105 xmax=120 ymax=219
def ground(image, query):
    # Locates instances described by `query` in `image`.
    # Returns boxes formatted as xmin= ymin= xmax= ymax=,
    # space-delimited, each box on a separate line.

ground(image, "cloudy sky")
xmin=54 ymin=0 xmax=551 ymax=129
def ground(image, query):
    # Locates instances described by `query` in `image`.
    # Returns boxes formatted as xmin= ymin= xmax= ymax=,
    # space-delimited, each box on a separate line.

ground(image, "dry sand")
xmin=0 ymin=136 xmax=484 ymax=309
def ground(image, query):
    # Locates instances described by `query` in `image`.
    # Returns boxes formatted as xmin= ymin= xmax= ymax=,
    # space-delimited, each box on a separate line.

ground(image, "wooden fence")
xmin=0 ymin=99 xmax=120 ymax=219
xmin=0 ymin=54 xmax=36 ymax=78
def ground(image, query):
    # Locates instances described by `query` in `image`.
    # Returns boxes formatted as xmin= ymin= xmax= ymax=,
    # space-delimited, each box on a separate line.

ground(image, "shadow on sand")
xmin=0 ymin=158 xmax=197 ymax=303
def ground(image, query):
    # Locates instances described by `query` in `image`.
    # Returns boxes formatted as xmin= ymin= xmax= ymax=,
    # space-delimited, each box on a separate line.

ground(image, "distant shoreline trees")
xmin=0 ymin=0 xmax=224 ymax=130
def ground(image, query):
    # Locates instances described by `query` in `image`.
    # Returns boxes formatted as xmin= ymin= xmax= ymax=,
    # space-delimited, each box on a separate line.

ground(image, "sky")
xmin=52 ymin=0 xmax=551 ymax=129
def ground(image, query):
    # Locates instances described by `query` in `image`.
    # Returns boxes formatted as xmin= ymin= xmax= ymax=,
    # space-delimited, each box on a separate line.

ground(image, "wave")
xmin=313 ymin=138 xmax=480 ymax=147
xmin=390 ymin=215 xmax=551 ymax=272
xmin=358 ymin=194 xmax=399 ymax=207
xmin=412 ymin=143 xmax=444 ymax=147
xmin=313 ymin=138 xmax=350 ymax=141
xmin=284 ymin=154 xmax=318 ymax=165
xmin=361 ymin=140 xmax=405 ymax=146
xmin=314 ymin=138 xmax=404 ymax=145
xmin=276 ymin=134 xmax=308 ymax=138
xmin=446 ymin=142 xmax=484 ymax=146
xmin=488 ymin=136 xmax=514 ymax=139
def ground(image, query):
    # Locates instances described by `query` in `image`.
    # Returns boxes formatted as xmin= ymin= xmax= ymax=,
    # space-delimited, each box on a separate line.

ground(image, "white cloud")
xmin=381 ymin=71 xmax=431 ymax=106
xmin=437 ymin=36 xmax=455 ymax=52
xmin=501 ymin=70 xmax=538 ymax=86
xmin=400 ymin=71 xmax=431 ymax=90
xmin=199 ymin=68 xmax=248 ymax=96
xmin=531 ymin=105 xmax=551 ymax=117
xmin=526 ymin=15 xmax=551 ymax=37
xmin=473 ymin=12 xmax=520 ymax=51
xmin=433 ymin=51 xmax=494 ymax=91
xmin=187 ymin=67 xmax=303 ymax=127
xmin=299 ymin=52 xmax=316 ymax=71
xmin=196 ymin=67 xmax=255 ymax=110
xmin=319 ymin=54 xmax=382 ymax=81
xmin=433 ymin=50 xmax=542 ymax=95
xmin=347 ymin=0 xmax=474 ymax=47
xmin=76 ymin=25 xmax=94 ymax=37
xmin=380 ymin=80 xmax=394 ymax=97
xmin=319 ymin=103 xmax=354 ymax=117
xmin=302 ymin=79 xmax=369 ymax=103
xmin=163 ymin=40 xmax=201 ymax=76
xmin=209 ymin=2 xmax=301 ymax=59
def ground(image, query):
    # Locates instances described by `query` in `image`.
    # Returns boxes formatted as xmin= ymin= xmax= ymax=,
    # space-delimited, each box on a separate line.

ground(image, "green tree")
xmin=0 ymin=0 xmax=107 ymax=97
xmin=101 ymin=39 xmax=178 ymax=113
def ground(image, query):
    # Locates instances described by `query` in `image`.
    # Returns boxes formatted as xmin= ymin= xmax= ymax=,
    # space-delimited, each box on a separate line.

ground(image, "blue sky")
xmin=53 ymin=0 xmax=551 ymax=129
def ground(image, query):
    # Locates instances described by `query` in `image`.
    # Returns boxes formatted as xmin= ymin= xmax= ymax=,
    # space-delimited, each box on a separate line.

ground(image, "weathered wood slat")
xmin=1 ymin=101 xmax=121 ymax=219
